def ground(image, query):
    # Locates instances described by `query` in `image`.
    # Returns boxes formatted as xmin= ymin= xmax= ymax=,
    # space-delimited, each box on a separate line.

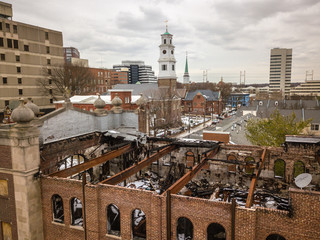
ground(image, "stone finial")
xmin=111 ymin=94 xmax=123 ymax=113
xmin=111 ymin=94 xmax=123 ymax=107
xmin=94 ymin=94 xmax=106 ymax=109
xmin=25 ymin=98 xmax=40 ymax=116
xmin=136 ymin=94 xmax=147 ymax=106
xmin=11 ymin=98 xmax=35 ymax=124
xmin=94 ymin=94 xmax=107 ymax=114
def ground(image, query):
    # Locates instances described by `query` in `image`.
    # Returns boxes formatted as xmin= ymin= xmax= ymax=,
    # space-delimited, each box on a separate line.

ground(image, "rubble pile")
xmin=182 ymin=179 xmax=290 ymax=211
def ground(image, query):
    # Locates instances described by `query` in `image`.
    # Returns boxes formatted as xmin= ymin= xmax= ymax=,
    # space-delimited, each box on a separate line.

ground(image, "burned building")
xmin=1 ymin=99 xmax=320 ymax=240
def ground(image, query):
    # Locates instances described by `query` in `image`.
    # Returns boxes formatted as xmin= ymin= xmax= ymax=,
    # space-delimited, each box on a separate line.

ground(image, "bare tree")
xmin=37 ymin=63 xmax=94 ymax=100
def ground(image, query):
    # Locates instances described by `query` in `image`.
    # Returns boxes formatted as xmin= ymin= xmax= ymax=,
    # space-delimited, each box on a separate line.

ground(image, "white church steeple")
xmin=158 ymin=21 xmax=177 ymax=80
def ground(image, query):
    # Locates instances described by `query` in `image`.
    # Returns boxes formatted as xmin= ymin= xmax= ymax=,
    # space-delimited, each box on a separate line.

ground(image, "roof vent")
xmin=259 ymin=101 xmax=263 ymax=106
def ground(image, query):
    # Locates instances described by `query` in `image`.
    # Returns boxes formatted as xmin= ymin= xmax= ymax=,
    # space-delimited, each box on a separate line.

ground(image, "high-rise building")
xmin=183 ymin=53 xmax=190 ymax=84
xmin=113 ymin=60 xmax=157 ymax=84
xmin=269 ymin=48 xmax=292 ymax=97
xmin=0 ymin=1 xmax=64 ymax=112
xmin=63 ymin=47 xmax=80 ymax=62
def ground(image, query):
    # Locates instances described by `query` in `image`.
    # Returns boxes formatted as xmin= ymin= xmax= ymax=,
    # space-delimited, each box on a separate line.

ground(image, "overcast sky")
xmin=10 ymin=0 xmax=320 ymax=84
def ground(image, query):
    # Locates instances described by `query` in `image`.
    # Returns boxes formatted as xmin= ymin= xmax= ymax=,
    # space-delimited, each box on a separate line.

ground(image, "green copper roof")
xmin=164 ymin=31 xmax=171 ymax=35
xmin=184 ymin=56 xmax=189 ymax=73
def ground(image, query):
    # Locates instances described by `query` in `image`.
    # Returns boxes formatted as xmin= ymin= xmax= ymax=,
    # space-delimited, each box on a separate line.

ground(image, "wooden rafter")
xmin=50 ymin=144 xmax=132 ymax=178
xmin=245 ymin=148 xmax=267 ymax=208
xmin=162 ymin=145 xmax=220 ymax=195
xmin=100 ymin=144 xmax=178 ymax=185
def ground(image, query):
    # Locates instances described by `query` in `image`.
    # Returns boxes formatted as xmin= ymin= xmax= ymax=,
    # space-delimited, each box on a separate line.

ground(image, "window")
xmin=132 ymin=209 xmax=146 ymax=239
xmin=1 ymin=222 xmax=12 ymax=240
xmin=177 ymin=217 xmax=193 ymax=240
xmin=293 ymin=161 xmax=305 ymax=178
xmin=17 ymin=67 xmax=21 ymax=73
xmin=18 ymin=89 xmax=23 ymax=95
xmin=163 ymin=50 xmax=167 ymax=54
xmin=50 ymin=99 xmax=53 ymax=104
xmin=107 ymin=204 xmax=120 ymax=236
xmin=49 ymin=79 xmax=52 ymax=84
xmin=13 ymin=39 xmax=18 ymax=49
xmin=24 ymin=45 xmax=29 ymax=51
xmin=52 ymin=194 xmax=64 ymax=223
xmin=45 ymin=32 xmax=49 ymax=40
xmin=172 ymin=65 xmax=175 ymax=71
xmin=207 ymin=222 xmax=226 ymax=240
xmin=18 ymin=78 xmax=22 ymax=84
xmin=46 ymin=46 xmax=50 ymax=54
xmin=13 ymin=25 xmax=17 ymax=33
xmin=70 ymin=197 xmax=83 ymax=226
xmin=162 ymin=64 xmax=167 ymax=71
xmin=48 ymin=69 xmax=52 ymax=75
xmin=244 ymin=157 xmax=255 ymax=174
xmin=311 ymin=124 xmax=319 ymax=131
xmin=0 ymin=22 xmax=2 ymax=30
xmin=266 ymin=234 xmax=286 ymax=240
xmin=3 ymin=77 xmax=7 ymax=84
xmin=227 ymin=155 xmax=237 ymax=172
xmin=16 ymin=55 xmax=20 ymax=62
xmin=6 ymin=23 xmax=10 ymax=31
xmin=7 ymin=39 xmax=12 ymax=48
xmin=49 ymin=89 xmax=52 ymax=94
xmin=47 ymin=59 xmax=51 ymax=65
xmin=274 ymin=159 xmax=285 ymax=178
xmin=164 ymin=39 xmax=166 ymax=44
xmin=5 ymin=100 xmax=9 ymax=106
xmin=0 ymin=37 xmax=3 ymax=47
xmin=125 ymin=97 xmax=130 ymax=103
xmin=0 ymin=179 xmax=8 ymax=196
xmin=0 ymin=53 xmax=5 ymax=61
xmin=170 ymin=39 xmax=172 ymax=44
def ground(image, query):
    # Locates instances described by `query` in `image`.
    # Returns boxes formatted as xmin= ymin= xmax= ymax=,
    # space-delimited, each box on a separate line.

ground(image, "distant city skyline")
xmin=10 ymin=0 xmax=320 ymax=84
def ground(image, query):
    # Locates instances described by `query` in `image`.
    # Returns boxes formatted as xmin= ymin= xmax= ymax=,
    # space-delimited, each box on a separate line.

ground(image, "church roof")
xmin=185 ymin=90 xmax=220 ymax=101
xmin=163 ymin=31 xmax=171 ymax=35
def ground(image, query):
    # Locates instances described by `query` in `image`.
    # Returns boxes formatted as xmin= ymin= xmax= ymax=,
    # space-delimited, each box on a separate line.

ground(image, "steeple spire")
xmin=184 ymin=51 xmax=189 ymax=74
xmin=183 ymin=51 xmax=190 ymax=84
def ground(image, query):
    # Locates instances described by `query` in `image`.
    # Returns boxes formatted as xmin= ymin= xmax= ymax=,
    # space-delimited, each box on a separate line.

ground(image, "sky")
xmin=10 ymin=0 xmax=320 ymax=84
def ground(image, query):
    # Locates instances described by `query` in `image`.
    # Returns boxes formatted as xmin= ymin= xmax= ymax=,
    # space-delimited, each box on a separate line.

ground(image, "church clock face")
xmin=163 ymin=50 xmax=167 ymax=54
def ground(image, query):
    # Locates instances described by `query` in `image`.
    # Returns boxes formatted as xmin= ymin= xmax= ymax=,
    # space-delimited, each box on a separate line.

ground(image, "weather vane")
xmin=164 ymin=20 xmax=168 ymax=32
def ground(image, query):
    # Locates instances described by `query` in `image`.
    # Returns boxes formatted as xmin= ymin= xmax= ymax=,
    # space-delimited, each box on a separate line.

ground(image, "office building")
xmin=113 ymin=60 xmax=157 ymax=84
xmin=290 ymin=79 xmax=320 ymax=97
xmin=269 ymin=48 xmax=292 ymax=97
xmin=0 ymin=1 xmax=64 ymax=112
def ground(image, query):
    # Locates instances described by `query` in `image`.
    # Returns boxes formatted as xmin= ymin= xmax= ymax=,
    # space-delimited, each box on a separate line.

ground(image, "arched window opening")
xmin=107 ymin=204 xmax=120 ymax=236
xmin=164 ymin=39 xmax=166 ymax=44
xmin=70 ymin=197 xmax=83 ymax=226
xmin=293 ymin=161 xmax=305 ymax=178
xmin=207 ymin=223 xmax=226 ymax=240
xmin=274 ymin=159 xmax=285 ymax=178
xmin=52 ymin=194 xmax=64 ymax=223
xmin=176 ymin=217 xmax=193 ymax=240
xmin=244 ymin=157 xmax=255 ymax=174
xmin=266 ymin=234 xmax=286 ymax=240
xmin=132 ymin=209 xmax=146 ymax=239
xmin=186 ymin=151 xmax=195 ymax=168
xmin=227 ymin=155 xmax=236 ymax=172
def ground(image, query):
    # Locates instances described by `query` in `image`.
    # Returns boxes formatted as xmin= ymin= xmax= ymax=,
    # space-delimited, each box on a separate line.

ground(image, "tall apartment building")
xmin=0 ymin=1 xmax=64 ymax=112
xmin=113 ymin=60 xmax=157 ymax=84
xmin=63 ymin=47 xmax=79 ymax=62
xmin=269 ymin=48 xmax=292 ymax=97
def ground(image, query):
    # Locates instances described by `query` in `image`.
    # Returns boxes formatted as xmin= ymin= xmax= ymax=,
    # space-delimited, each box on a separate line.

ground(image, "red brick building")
xmin=183 ymin=90 xmax=223 ymax=115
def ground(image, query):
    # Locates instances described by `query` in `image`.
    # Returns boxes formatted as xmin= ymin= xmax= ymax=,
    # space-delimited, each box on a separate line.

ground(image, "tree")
xmin=37 ymin=63 xmax=94 ymax=100
xmin=245 ymin=109 xmax=312 ymax=147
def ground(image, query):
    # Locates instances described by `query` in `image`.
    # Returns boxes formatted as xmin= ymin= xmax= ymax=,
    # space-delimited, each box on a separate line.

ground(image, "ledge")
xmin=105 ymin=233 xmax=121 ymax=239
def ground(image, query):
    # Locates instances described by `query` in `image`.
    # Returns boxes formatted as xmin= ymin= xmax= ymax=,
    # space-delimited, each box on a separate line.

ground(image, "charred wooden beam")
xmin=207 ymin=158 xmax=258 ymax=166
xmin=147 ymin=137 xmax=219 ymax=148
xmin=100 ymin=144 xmax=178 ymax=185
xmin=245 ymin=148 xmax=267 ymax=208
xmin=50 ymin=144 xmax=132 ymax=178
xmin=162 ymin=145 xmax=220 ymax=195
